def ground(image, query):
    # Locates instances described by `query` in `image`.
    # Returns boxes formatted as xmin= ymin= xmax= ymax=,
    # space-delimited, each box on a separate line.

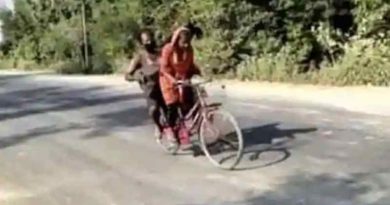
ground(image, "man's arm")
xmin=125 ymin=54 xmax=141 ymax=81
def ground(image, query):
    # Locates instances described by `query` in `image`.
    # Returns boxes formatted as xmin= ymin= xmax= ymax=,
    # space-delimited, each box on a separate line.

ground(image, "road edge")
xmin=2 ymin=71 xmax=390 ymax=117
xmin=208 ymin=80 xmax=390 ymax=117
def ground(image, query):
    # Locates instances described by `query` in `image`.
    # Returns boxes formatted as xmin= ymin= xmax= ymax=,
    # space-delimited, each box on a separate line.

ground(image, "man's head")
xmin=137 ymin=29 xmax=156 ymax=53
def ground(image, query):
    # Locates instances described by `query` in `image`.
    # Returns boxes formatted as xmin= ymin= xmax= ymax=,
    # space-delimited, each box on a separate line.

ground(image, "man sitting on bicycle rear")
xmin=159 ymin=25 xmax=201 ymax=149
xmin=125 ymin=29 xmax=165 ymax=138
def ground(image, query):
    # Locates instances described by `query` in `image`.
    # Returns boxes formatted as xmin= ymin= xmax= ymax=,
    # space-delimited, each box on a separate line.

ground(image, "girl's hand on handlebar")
xmin=175 ymin=79 xmax=190 ymax=86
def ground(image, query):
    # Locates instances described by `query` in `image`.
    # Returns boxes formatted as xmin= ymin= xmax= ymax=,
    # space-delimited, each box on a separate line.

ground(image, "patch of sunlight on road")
xmin=234 ymin=101 xmax=322 ymax=116
xmin=0 ymin=178 xmax=33 ymax=202
xmin=0 ymin=188 xmax=33 ymax=202
xmin=205 ymin=172 xmax=278 ymax=191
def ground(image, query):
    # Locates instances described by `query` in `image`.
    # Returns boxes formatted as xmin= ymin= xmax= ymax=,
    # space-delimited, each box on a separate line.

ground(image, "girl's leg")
xmin=180 ymin=87 xmax=196 ymax=117
xmin=163 ymin=103 xmax=179 ymax=146
xmin=168 ymin=102 xmax=192 ymax=148
xmin=166 ymin=103 xmax=179 ymax=128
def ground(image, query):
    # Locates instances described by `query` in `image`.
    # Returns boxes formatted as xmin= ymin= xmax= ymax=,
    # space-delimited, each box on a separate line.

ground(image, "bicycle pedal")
xmin=249 ymin=153 xmax=260 ymax=161
xmin=192 ymin=146 xmax=204 ymax=157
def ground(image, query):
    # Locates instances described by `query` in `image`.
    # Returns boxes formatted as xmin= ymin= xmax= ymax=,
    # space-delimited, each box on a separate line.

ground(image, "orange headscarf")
xmin=170 ymin=27 xmax=191 ymax=64
xmin=170 ymin=27 xmax=190 ymax=45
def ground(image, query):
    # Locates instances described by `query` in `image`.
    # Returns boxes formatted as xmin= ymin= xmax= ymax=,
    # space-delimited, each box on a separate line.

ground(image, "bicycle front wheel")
xmin=199 ymin=109 xmax=244 ymax=170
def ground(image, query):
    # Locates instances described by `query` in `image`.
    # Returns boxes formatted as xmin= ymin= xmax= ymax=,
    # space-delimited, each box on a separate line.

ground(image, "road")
xmin=1 ymin=72 xmax=390 ymax=205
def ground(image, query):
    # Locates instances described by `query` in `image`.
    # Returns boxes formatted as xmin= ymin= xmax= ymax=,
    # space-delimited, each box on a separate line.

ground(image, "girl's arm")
xmin=160 ymin=45 xmax=177 ymax=84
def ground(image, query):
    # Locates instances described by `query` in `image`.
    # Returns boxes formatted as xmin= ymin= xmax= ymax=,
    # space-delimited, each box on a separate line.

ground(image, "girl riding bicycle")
xmin=160 ymin=26 xmax=201 ymax=149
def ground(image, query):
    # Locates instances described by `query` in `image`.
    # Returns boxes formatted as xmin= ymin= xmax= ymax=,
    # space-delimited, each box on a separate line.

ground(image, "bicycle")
xmin=157 ymin=79 xmax=244 ymax=170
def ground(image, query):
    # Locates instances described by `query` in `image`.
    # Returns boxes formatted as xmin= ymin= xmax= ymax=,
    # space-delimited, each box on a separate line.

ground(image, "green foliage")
xmin=50 ymin=60 xmax=83 ymax=74
xmin=318 ymin=38 xmax=390 ymax=86
xmin=0 ymin=0 xmax=140 ymax=74
xmin=1 ymin=0 xmax=390 ymax=85
xmin=0 ymin=58 xmax=14 ymax=70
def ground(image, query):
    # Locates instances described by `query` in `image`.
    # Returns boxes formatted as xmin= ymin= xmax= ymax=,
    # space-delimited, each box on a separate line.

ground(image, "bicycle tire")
xmin=199 ymin=109 xmax=244 ymax=170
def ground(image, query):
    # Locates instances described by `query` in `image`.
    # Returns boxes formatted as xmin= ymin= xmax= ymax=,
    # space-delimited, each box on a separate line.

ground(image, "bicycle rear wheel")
xmin=199 ymin=109 xmax=243 ymax=170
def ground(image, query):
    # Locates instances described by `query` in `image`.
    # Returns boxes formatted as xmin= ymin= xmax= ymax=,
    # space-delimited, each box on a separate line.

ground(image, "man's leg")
xmin=149 ymin=83 xmax=167 ymax=134
xmin=148 ymin=104 xmax=162 ymax=131
xmin=146 ymin=87 xmax=165 ymax=136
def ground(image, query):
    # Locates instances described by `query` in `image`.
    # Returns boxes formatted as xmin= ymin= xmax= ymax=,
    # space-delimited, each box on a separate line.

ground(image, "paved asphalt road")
xmin=1 ymin=72 xmax=390 ymax=205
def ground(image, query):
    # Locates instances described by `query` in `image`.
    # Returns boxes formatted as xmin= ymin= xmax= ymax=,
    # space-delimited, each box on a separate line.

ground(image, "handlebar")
xmin=175 ymin=79 xmax=212 ymax=87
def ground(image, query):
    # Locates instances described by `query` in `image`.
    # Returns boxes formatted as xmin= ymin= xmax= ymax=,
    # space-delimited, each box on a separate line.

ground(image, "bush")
xmin=318 ymin=39 xmax=390 ymax=86
xmin=89 ymin=55 xmax=113 ymax=74
xmin=0 ymin=58 xmax=14 ymax=69
xmin=237 ymin=53 xmax=298 ymax=82
xmin=49 ymin=61 xmax=83 ymax=74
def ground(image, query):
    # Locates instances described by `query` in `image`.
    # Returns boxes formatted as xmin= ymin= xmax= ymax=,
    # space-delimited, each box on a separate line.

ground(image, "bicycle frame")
xmin=157 ymin=80 xmax=243 ymax=169
xmin=177 ymin=84 xmax=211 ymax=134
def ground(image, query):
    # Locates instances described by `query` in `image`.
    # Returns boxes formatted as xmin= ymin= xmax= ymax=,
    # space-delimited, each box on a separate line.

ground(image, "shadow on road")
xmin=0 ymin=78 xmax=145 ymax=147
xmin=239 ymin=173 xmax=386 ymax=205
xmin=0 ymin=123 xmax=89 ymax=149
xmin=188 ymin=171 xmax=386 ymax=205
xmin=82 ymin=106 xmax=150 ymax=139
xmin=0 ymin=86 xmax=63 ymax=108
xmin=0 ymin=74 xmax=149 ymax=148
xmin=0 ymin=86 xmax=143 ymax=122
xmin=235 ymin=123 xmax=317 ymax=170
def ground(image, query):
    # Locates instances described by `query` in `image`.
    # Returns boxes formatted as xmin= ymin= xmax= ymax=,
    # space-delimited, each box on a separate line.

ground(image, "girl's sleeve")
xmin=160 ymin=45 xmax=172 ymax=73
xmin=160 ymin=44 xmax=176 ymax=83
